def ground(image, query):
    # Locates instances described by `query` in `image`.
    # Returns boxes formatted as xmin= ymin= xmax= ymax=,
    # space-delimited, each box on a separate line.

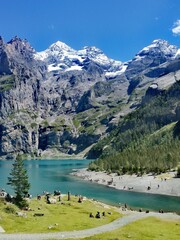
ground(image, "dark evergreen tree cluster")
xmin=88 ymin=82 xmax=180 ymax=175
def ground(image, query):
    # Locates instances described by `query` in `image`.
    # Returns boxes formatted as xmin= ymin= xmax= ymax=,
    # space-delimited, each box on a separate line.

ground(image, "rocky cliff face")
xmin=0 ymin=37 xmax=179 ymax=159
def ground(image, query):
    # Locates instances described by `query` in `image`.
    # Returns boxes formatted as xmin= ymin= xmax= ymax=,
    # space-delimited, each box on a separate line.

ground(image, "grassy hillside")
xmin=0 ymin=195 xmax=120 ymax=233
xmin=88 ymin=81 xmax=180 ymax=175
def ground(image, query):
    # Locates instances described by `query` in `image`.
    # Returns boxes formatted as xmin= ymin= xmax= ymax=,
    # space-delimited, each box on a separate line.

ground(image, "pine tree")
xmin=7 ymin=154 xmax=30 ymax=208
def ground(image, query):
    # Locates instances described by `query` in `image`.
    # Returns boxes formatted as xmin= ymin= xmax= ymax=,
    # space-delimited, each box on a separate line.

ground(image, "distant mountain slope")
xmin=88 ymin=81 xmax=180 ymax=174
xmin=0 ymin=36 xmax=180 ymax=159
xmin=89 ymin=121 xmax=180 ymax=174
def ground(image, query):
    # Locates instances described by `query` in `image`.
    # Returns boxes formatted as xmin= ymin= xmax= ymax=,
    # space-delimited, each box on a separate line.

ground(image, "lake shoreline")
xmin=0 ymin=156 xmax=87 ymax=161
xmin=1 ymin=159 xmax=179 ymax=213
xmin=71 ymin=168 xmax=180 ymax=197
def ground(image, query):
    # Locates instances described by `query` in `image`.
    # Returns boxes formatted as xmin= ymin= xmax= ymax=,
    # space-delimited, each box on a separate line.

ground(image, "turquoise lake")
xmin=0 ymin=159 xmax=180 ymax=212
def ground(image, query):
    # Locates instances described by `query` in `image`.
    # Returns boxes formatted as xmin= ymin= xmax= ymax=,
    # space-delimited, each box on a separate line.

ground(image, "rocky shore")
xmin=71 ymin=168 xmax=180 ymax=197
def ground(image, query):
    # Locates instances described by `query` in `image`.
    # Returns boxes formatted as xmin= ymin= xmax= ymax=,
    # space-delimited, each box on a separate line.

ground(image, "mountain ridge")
xmin=0 ymin=36 xmax=179 ymax=159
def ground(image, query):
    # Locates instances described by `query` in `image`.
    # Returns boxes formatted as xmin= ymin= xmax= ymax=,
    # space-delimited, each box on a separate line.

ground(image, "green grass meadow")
xmin=74 ymin=217 xmax=180 ymax=240
xmin=0 ymin=195 xmax=179 ymax=240
xmin=0 ymin=195 xmax=121 ymax=233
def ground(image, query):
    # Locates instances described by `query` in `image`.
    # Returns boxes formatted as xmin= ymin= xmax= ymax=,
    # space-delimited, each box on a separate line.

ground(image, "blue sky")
xmin=1 ymin=0 xmax=180 ymax=61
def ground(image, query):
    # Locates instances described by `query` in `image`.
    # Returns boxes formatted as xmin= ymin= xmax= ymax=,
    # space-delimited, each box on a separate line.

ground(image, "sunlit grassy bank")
xmin=63 ymin=217 xmax=180 ymax=240
xmin=0 ymin=195 xmax=121 ymax=233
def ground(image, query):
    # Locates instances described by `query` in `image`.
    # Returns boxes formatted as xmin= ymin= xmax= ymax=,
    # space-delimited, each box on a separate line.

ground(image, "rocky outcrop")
xmin=38 ymin=127 xmax=100 ymax=154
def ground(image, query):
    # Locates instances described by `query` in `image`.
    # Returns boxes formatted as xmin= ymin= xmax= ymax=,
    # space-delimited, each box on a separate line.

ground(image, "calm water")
xmin=0 ymin=159 xmax=180 ymax=212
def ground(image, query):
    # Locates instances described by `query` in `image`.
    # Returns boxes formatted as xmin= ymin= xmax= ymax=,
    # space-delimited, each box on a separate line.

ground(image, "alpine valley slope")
xmin=0 ymin=36 xmax=179 ymax=159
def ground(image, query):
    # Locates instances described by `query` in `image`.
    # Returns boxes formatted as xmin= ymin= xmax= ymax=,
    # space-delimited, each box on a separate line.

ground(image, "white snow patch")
xmin=65 ymin=66 xmax=83 ymax=72
xmin=120 ymin=64 xmax=128 ymax=72
xmin=150 ymin=83 xmax=158 ymax=89
xmin=48 ymin=64 xmax=61 ymax=72
xmin=142 ymin=44 xmax=157 ymax=52
xmin=105 ymin=65 xmax=127 ymax=77
xmin=175 ymin=49 xmax=180 ymax=58
xmin=34 ymin=51 xmax=49 ymax=61
xmin=133 ymin=55 xmax=146 ymax=61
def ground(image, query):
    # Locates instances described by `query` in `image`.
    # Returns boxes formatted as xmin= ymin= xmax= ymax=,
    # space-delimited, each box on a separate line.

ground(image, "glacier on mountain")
xmin=34 ymin=39 xmax=180 ymax=79
xmin=34 ymin=41 xmax=123 ymax=76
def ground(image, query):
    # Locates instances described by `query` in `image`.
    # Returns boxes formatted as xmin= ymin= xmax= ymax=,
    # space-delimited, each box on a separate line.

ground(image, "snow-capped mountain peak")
xmin=137 ymin=39 xmax=178 ymax=57
xmin=125 ymin=39 xmax=180 ymax=79
xmin=48 ymin=40 xmax=74 ymax=53
xmin=78 ymin=45 xmax=122 ymax=68
xmin=34 ymin=40 xmax=123 ymax=74
xmin=34 ymin=40 xmax=76 ymax=62
xmin=82 ymin=46 xmax=103 ymax=54
xmin=34 ymin=38 xmax=180 ymax=78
